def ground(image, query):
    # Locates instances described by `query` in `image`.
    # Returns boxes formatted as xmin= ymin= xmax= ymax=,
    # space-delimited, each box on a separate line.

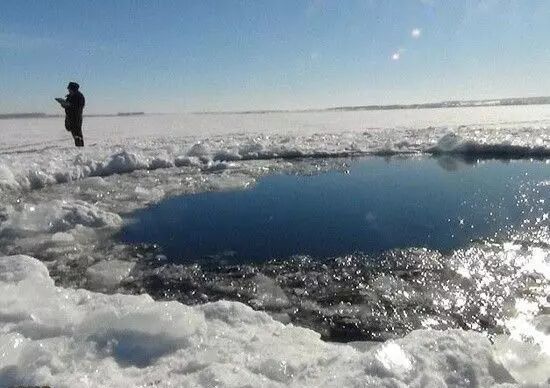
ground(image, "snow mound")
xmin=0 ymin=200 xmax=122 ymax=235
xmin=1 ymin=255 xmax=548 ymax=387
xmin=430 ymin=133 xmax=550 ymax=158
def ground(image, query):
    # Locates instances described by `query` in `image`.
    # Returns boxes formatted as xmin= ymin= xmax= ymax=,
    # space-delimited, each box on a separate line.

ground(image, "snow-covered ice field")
xmin=1 ymin=106 xmax=549 ymax=387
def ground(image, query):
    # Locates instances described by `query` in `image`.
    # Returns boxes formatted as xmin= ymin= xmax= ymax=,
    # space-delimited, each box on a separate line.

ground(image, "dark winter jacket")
xmin=64 ymin=91 xmax=85 ymax=131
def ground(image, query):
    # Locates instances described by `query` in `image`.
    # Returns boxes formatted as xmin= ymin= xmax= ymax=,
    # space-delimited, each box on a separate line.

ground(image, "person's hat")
xmin=67 ymin=82 xmax=80 ymax=90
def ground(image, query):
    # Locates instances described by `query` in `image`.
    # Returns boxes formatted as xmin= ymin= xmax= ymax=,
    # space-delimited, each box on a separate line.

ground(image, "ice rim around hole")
xmin=1 ymin=111 xmax=550 ymax=386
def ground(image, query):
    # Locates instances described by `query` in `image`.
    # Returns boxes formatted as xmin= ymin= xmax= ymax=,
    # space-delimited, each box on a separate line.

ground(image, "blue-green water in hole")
xmin=121 ymin=157 xmax=549 ymax=263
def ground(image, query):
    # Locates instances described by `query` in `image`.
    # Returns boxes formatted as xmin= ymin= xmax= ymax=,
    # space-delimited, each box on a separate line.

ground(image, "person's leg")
xmin=71 ymin=132 xmax=78 ymax=146
xmin=72 ymin=127 xmax=84 ymax=147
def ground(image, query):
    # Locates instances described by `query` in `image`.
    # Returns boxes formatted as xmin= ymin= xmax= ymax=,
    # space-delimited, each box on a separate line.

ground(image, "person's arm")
xmin=55 ymin=97 xmax=69 ymax=108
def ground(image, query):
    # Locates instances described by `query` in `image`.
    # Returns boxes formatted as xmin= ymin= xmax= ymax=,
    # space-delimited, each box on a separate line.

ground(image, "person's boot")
xmin=74 ymin=136 xmax=84 ymax=147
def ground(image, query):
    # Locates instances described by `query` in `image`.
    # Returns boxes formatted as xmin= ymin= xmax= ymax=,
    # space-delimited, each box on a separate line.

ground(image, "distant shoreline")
xmin=0 ymin=112 xmax=145 ymax=120
xmin=195 ymin=96 xmax=550 ymax=115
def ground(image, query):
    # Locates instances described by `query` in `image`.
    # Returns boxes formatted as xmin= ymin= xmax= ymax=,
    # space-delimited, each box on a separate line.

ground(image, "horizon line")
xmin=2 ymin=95 xmax=550 ymax=118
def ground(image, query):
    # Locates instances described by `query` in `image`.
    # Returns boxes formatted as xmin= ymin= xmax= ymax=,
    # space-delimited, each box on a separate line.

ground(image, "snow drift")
xmin=1 ymin=108 xmax=550 ymax=387
xmin=1 ymin=255 xmax=548 ymax=387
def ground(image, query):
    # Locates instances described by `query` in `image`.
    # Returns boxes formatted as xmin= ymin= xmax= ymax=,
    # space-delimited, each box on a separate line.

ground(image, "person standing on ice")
xmin=55 ymin=82 xmax=85 ymax=147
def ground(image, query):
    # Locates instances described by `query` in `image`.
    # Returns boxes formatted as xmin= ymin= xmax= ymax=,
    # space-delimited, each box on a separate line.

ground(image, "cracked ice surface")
xmin=0 ymin=255 xmax=548 ymax=387
xmin=0 ymin=107 xmax=549 ymax=386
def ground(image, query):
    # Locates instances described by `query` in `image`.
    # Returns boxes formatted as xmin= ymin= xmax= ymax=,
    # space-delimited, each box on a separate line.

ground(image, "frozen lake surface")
xmin=122 ymin=156 xmax=550 ymax=263
xmin=1 ymin=107 xmax=549 ymax=386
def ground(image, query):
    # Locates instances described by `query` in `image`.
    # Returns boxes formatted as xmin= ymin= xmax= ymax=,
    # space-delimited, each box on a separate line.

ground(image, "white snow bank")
xmin=1 ymin=255 xmax=548 ymax=387
xmin=0 ymin=200 xmax=122 ymax=235
xmin=1 ymin=107 xmax=550 ymax=195
xmin=1 ymin=127 xmax=548 ymax=195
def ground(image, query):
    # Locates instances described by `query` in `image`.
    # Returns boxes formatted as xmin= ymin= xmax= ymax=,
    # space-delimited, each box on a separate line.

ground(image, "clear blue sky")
xmin=1 ymin=0 xmax=549 ymax=113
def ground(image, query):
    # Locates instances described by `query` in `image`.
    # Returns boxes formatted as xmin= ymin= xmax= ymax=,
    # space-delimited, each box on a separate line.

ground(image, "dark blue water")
xmin=121 ymin=157 xmax=549 ymax=263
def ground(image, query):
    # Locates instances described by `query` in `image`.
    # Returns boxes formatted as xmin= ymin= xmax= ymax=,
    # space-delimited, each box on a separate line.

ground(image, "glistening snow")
xmin=0 ymin=106 xmax=549 ymax=387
